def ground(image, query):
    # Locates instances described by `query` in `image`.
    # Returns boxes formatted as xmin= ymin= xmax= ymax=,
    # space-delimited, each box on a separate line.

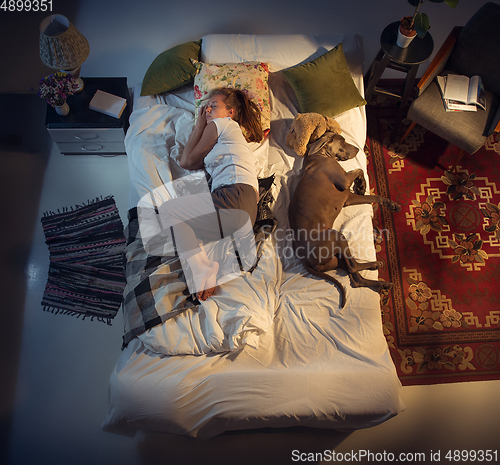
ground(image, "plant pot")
xmin=55 ymin=102 xmax=70 ymax=116
xmin=397 ymin=16 xmax=417 ymax=48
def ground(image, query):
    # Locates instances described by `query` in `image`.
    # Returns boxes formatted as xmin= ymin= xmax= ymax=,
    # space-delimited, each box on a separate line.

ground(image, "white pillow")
xmin=201 ymin=33 xmax=363 ymax=75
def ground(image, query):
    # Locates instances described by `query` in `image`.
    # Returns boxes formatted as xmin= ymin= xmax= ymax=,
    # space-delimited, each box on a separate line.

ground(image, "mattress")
xmin=102 ymin=33 xmax=404 ymax=439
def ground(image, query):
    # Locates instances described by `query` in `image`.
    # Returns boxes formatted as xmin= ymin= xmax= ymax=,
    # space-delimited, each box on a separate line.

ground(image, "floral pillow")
xmin=192 ymin=61 xmax=271 ymax=136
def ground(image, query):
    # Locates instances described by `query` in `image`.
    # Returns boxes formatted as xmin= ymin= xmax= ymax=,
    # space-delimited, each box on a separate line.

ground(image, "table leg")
xmin=364 ymin=49 xmax=385 ymax=85
xmin=392 ymin=64 xmax=419 ymax=140
xmin=364 ymin=53 xmax=391 ymax=100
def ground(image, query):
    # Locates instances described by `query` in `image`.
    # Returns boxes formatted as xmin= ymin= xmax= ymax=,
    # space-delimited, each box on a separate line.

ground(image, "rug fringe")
xmin=43 ymin=305 xmax=112 ymax=325
xmin=42 ymin=195 xmax=115 ymax=218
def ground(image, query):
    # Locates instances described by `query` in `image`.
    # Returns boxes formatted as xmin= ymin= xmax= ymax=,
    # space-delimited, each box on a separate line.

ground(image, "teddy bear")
xmin=285 ymin=112 xmax=341 ymax=156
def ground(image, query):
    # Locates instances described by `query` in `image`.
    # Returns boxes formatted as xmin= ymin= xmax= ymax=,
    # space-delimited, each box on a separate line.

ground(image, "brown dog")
xmin=288 ymin=131 xmax=401 ymax=308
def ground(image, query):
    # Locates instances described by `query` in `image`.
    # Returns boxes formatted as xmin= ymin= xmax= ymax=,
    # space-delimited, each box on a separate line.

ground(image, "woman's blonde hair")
xmin=210 ymin=88 xmax=263 ymax=143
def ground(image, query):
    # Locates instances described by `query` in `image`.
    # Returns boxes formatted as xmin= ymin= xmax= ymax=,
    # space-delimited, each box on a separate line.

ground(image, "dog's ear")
xmin=306 ymin=133 xmax=330 ymax=157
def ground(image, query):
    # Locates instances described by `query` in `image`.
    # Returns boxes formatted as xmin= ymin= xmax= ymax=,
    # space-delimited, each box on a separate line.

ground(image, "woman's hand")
xmin=179 ymin=115 xmax=218 ymax=170
xmin=196 ymin=105 xmax=208 ymax=131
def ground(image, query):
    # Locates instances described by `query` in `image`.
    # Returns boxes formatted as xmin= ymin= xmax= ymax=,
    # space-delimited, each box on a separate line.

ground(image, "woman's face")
xmin=206 ymin=94 xmax=234 ymax=122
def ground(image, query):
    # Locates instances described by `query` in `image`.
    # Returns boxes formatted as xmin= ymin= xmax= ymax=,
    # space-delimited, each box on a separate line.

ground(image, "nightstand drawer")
xmin=55 ymin=141 xmax=126 ymax=155
xmin=47 ymin=127 xmax=125 ymax=143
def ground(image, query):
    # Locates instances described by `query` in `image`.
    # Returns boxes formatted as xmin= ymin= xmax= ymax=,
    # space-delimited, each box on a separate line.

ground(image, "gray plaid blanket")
xmin=121 ymin=176 xmax=277 ymax=348
xmin=121 ymin=207 xmax=199 ymax=347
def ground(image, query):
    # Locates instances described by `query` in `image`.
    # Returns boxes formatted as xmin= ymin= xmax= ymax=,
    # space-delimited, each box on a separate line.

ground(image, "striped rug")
xmin=41 ymin=196 xmax=126 ymax=324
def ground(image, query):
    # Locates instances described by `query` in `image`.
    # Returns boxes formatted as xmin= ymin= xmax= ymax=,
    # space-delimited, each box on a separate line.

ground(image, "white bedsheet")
xmin=102 ymin=33 xmax=403 ymax=438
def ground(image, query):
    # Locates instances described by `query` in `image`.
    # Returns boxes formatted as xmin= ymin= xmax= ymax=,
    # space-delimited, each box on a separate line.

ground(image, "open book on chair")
xmin=436 ymin=74 xmax=486 ymax=112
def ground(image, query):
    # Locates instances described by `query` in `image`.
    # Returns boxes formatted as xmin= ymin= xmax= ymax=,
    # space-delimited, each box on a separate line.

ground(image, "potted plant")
xmin=37 ymin=72 xmax=78 ymax=115
xmin=397 ymin=0 xmax=459 ymax=48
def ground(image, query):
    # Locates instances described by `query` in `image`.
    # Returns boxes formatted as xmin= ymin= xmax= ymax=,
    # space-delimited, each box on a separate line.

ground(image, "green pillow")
xmin=141 ymin=40 xmax=202 ymax=96
xmin=282 ymin=43 xmax=366 ymax=117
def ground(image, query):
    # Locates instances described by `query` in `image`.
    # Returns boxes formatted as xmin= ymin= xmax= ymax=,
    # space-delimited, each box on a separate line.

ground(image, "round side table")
xmin=365 ymin=22 xmax=434 ymax=138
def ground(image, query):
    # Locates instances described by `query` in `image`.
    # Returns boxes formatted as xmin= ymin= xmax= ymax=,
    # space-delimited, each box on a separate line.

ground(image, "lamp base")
xmin=64 ymin=66 xmax=84 ymax=93
xmin=73 ymin=77 xmax=85 ymax=93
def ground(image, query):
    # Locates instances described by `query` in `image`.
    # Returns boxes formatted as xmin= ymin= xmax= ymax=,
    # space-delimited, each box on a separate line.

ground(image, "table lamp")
xmin=39 ymin=14 xmax=89 ymax=92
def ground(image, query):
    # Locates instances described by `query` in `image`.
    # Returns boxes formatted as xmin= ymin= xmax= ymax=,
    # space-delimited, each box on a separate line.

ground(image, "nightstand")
xmin=45 ymin=77 xmax=130 ymax=155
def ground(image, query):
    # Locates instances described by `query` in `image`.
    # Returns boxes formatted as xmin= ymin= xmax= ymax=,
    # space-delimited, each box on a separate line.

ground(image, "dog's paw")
xmin=378 ymin=280 xmax=393 ymax=291
xmin=354 ymin=176 xmax=366 ymax=195
xmin=391 ymin=202 xmax=402 ymax=212
xmin=363 ymin=260 xmax=384 ymax=271
xmin=383 ymin=199 xmax=401 ymax=212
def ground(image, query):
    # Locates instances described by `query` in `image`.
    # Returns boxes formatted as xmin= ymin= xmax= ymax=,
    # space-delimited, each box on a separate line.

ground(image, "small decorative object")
xmin=39 ymin=14 xmax=90 ymax=92
xmin=37 ymin=71 xmax=78 ymax=114
xmin=397 ymin=0 xmax=459 ymax=48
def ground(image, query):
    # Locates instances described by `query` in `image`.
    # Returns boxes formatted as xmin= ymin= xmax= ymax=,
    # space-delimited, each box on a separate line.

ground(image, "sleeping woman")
xmin=158 ymin=87 xmax=263 ymax=301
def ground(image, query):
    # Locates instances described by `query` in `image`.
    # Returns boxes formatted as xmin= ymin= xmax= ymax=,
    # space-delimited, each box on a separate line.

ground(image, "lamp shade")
xmin=39 ymin=14 xmax=89 ymax=70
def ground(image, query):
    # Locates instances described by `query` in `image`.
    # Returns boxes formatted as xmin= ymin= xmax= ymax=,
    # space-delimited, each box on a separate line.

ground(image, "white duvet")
xmin=102 ymin=33 xmax=404 ymax=438
xmin=124 ymin=41 xmax=370 ymax=357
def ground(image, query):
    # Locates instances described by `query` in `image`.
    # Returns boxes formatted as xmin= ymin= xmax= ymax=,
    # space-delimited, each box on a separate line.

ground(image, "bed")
xmin=101 ymin=33 xmax=404 ymax=439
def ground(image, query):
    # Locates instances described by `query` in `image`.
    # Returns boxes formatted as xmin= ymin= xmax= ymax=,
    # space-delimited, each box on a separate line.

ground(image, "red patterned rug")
xmin=365 ymin=80 xmax=500 ymax=385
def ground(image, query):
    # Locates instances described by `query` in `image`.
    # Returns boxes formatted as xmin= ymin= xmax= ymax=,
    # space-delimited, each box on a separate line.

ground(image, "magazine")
xmin=436 ymin=74 xmax=486 ymax=112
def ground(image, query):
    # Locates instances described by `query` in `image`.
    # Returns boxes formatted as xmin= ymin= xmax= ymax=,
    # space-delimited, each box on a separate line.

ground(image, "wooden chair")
xmin=400 ymin=2 xmax=500 ymax=171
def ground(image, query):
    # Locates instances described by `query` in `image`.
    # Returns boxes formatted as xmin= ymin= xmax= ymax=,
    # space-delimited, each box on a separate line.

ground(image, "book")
xmin=89 ymin=90 xmax=127 ymax=119
xmin=436 ymin=74 xmax=486 ymax=112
